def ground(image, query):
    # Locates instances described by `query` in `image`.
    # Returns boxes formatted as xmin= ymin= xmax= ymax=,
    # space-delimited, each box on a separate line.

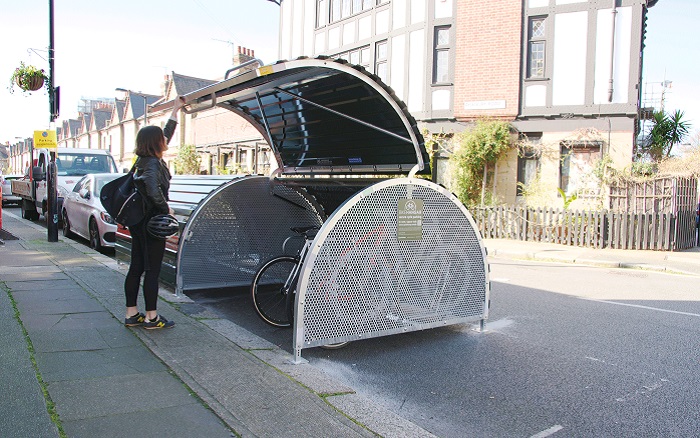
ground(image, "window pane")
xmin=331 ymin=0 xmax=341 ymax=21
xmin=435 ymin=50 xmax=449 ymax=83
xmin=529 ymin=41 xmax=545 ymax=78
xmin=350 ymin=50 xmax=360 ymax=64
xmin=376 ymin=41 xmax=387 ymax=60
xmin=376 ymin=62 xmax=387 ymax=83
xmin=437 ymin=28 xmax=450 ymax=46
xmin=531 ymin=18 xmax=545 ymax=38
xmin=363 ymin=0 xmax=373 ymax=9
xmin=360 ymin=47 xmax=370 ymax=65
xmin=317 ymin=0 xmax=328 ymax=27
xmin=353 ymin=0 xmax=362 ymax=14
xmin=342 ymin=0 xmax=351 ymax=18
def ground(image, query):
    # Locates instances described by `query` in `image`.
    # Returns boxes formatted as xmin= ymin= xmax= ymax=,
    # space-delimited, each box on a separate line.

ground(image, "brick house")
xmin=276 ymin=0 xmax=658 ymax=207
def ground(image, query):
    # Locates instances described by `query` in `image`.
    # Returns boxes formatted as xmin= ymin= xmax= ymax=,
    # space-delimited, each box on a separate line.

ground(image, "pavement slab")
xmin=0 ymin=288 xmax=58 ymax=438
xmin=48 ymin=371 xmax=199 ymax=421
xmin=36 ymin=347 xmax=167 ymax=382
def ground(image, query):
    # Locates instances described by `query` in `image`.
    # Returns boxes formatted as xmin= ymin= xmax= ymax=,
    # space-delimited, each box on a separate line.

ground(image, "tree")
xmin=449 ymin=119 xmax=512 ymax=207
xmin=642 ymin=110 xmax=692 ymax=161
xmin=173 ymin=144 xmax=201 ymax=175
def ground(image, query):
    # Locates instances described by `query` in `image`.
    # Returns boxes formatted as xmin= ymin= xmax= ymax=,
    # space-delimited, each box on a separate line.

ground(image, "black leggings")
xmin=125 ymin=222 xmax=166 ymax=312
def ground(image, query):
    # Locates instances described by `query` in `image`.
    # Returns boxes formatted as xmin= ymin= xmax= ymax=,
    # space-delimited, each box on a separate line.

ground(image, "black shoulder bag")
xmin=100 ymin=165 xmax=146 ymax=227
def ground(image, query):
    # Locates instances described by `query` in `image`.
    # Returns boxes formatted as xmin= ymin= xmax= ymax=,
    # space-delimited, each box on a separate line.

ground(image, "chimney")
xmin=232 ymin=46 xmax=258 ymax=74
xmin=161 ymin=74 xmax=172 ymax=97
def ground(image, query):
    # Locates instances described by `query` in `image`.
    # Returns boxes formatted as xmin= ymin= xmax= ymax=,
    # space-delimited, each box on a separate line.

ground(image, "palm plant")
xmin=642 ymin=110 xmax=692 ymax=161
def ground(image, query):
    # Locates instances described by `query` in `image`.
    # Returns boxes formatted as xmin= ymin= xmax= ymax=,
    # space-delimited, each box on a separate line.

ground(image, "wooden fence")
xmin=474 ymin=206 xmax=698 ymax=251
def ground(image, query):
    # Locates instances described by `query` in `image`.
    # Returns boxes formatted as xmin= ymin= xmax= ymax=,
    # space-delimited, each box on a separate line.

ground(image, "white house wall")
xmin=552 ymin=11 xmax=588 ymax=106
xmin=391 ymin=34 xmax=406 ymax=101
xmin=408 ymin=29 xmax=425 ymax=113
xmin=281 ymin=0 xmax=453 ymax=121
xmin=594 ymin=6 xmax=633 ymax=105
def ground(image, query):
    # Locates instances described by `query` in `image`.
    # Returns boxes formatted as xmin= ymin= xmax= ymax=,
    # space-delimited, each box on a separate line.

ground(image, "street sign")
xmin=33 ymin=130 xmax=57 ymax=149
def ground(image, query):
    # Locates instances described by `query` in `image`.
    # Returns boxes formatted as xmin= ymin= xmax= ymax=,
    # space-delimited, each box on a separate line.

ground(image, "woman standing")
xmin=124 ymin=96 xmax=185 ymax=329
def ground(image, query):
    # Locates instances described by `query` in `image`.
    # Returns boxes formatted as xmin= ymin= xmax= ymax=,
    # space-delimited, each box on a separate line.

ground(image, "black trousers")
xmin=124 ymin=222 xmax=166 ymax=312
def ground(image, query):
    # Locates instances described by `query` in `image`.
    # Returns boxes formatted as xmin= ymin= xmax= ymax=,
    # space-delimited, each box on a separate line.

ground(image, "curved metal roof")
xmin=175 ymin=57 xmax=429 ymax=176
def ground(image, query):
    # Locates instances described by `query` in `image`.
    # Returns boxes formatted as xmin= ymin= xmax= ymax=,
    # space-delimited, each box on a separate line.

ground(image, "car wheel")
xmin=62 ymin=210 xmax=73 ymax=238
xmin=21 ymin=199 xmax=38 ymax=220
xmin=89 ymin=219 xmax=102 ymax=252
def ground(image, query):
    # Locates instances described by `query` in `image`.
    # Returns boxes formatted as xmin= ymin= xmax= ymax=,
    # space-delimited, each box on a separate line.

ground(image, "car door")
xmin=72 ymin=176 xmax=92 ymax=238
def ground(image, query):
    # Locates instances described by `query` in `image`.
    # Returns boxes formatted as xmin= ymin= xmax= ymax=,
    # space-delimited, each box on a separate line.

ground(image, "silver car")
xmin=1 ymin=174 xmax=23 ymax=206
xmin=62 ymin=173 xmax=121 ymax=252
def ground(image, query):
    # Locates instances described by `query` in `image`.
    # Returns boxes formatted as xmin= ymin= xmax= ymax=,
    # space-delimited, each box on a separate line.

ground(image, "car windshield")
xmin=57 ymin=153 xmax=117 ymax=176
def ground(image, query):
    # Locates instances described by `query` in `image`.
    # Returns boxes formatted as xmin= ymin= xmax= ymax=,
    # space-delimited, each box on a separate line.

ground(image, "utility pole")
xmin=46 ymin=0 xmax=58 ymax=242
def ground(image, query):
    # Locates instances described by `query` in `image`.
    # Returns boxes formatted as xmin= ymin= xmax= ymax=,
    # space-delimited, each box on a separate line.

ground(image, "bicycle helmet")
xmin=146 ymin=214 xmax=179 ymax=240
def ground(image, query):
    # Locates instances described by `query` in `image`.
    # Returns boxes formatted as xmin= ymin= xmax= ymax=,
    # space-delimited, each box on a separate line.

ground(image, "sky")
xmin=641 ymin=0 xmax=699 ymax=144
xmin=1 ymin=0 xmax=698 ymax=145
xmin=0 ymin=0 xmax=281 ymax=143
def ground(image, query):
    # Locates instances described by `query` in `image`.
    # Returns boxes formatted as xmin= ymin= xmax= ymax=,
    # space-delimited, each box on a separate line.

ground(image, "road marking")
xmin=530 ymin=425 xmax=564 ymax=438
xmin=579 ymin=297 xmax=700 ymax=317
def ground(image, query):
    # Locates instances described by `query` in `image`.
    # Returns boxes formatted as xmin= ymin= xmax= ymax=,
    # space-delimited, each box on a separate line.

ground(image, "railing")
xmin=474 ymin=206 xmax=698 ymax=251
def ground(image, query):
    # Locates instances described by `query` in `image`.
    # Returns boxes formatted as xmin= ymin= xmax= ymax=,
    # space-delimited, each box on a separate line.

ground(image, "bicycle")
xmin=251 ymin=226 xmax=316 ymax=327
xmin=250 ymin=225 xmax=350 ymax=349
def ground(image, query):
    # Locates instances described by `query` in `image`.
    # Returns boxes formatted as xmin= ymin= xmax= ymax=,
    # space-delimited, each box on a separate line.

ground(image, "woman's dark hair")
xmin=134 ymin=126 xmax=165 ymax=157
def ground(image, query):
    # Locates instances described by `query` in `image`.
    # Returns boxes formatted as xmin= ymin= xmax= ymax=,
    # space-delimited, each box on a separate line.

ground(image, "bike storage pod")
xmin=161 ymin=57 xmax=490 ymax=363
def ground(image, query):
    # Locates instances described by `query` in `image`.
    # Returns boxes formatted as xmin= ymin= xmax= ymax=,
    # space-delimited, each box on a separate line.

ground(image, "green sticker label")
xmin=397 ymin=199 xmax=423 ymax=241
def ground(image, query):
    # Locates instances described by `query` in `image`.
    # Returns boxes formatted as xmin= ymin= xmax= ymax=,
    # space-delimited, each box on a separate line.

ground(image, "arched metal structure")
xmin=162 ymin=57 xmax=489 ymax=360
xmin=293 ymin=178 xmax=489 ymax=362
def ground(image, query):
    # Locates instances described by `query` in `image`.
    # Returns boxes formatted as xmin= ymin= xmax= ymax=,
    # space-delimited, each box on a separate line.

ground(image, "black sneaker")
xmin=124 ymin=312 xmax=146 ymax=327
xmin=143 ymin=315 xmax=175 ymax=330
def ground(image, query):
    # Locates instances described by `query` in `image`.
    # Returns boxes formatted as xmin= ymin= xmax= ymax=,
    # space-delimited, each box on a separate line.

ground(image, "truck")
xmin=12 ymin=147 xmax=119 ymax=222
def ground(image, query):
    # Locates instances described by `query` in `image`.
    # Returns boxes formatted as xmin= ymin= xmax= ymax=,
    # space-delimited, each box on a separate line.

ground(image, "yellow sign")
xmin=34 ymin=130 xmax=58 ymax=149
xmin=258 ymin=65 xmax=274 ymax=76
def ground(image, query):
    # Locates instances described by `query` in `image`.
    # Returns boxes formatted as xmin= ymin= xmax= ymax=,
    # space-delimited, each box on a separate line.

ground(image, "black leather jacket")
xmin=133 ymin=156 xmax=171 ymax=216
xmin=132 ymin=119 xmax=176 ymax=216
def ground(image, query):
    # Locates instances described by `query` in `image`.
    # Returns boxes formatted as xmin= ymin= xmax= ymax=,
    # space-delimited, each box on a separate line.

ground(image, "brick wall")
xmin=454 ymin=0 xmax=521 ymax=121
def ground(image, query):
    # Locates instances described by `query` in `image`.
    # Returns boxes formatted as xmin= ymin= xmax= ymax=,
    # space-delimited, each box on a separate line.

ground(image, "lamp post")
xmin=115 ymin=88 xmax=148 ymax=126
xmin=47 ymin=0 xmax=58 ymax=242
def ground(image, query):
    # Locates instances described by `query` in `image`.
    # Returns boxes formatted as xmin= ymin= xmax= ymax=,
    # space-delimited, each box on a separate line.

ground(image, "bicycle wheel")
xmin=285 ymin=281 xmax=296 ymax=325
xmin=251 ymin=256 xmax=298 ymax=327
xmin=319 ymin=342 xmax=350 ymax=349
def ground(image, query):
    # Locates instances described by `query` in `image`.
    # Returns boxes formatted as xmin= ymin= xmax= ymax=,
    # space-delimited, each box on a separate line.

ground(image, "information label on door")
xmin=397 ymin=199 xmax=423 ymax=241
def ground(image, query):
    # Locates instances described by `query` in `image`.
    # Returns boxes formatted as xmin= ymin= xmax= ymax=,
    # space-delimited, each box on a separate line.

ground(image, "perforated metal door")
xmin=176 ymin=176 xmax=324 ymax=293
xmin=293 ymin=178 xmax=489 ymax=359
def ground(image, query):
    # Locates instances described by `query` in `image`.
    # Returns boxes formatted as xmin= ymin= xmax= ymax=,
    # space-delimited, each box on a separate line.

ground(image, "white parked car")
xmin=1 ymin=174 xmax=23 ymax=206
xmin=62 ymin=173 xmax=122 ymax=252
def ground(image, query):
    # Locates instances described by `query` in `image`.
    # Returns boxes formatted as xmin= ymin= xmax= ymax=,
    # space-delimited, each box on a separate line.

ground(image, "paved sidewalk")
xmin=0 ymin=210 xmax=434 ymax=438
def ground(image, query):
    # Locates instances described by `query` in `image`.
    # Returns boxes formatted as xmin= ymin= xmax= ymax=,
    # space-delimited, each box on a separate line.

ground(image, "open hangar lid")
xmin=166 ymin=57 xmax=430 ymax=176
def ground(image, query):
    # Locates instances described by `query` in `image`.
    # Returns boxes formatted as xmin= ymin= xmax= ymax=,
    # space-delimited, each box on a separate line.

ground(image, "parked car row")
xmin=1 ymin=174 xmax=23 ymax=206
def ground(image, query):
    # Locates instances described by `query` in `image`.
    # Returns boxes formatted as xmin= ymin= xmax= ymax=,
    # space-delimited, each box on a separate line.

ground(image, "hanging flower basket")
xmin=8 ymin=62 xmax=49 ymax=94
